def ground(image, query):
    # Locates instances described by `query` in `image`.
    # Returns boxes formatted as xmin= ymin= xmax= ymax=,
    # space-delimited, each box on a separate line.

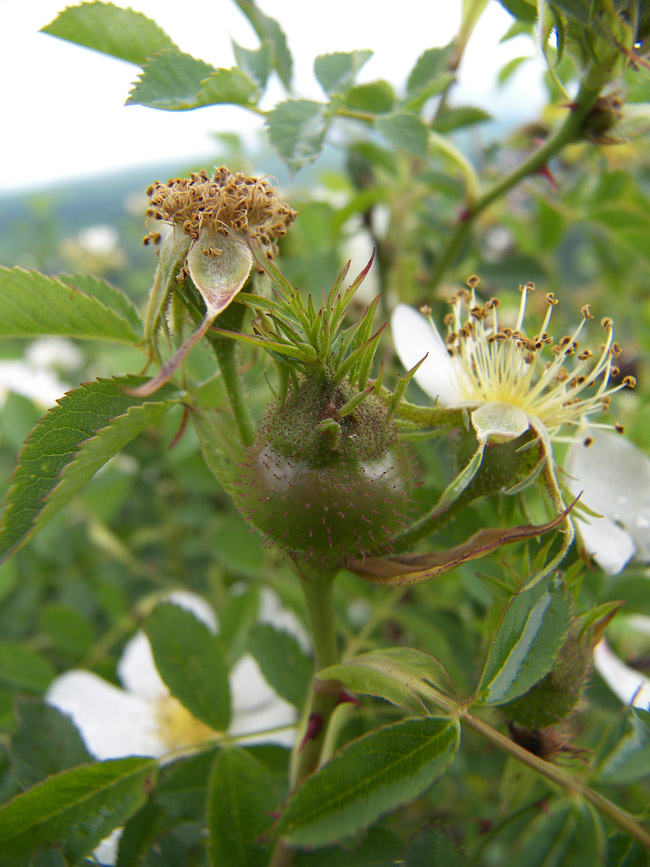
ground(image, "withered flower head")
xmin=133 ymin=167 xmax=297 ymax=398
xmin=143 ymin=167 xmax=297 ymax=256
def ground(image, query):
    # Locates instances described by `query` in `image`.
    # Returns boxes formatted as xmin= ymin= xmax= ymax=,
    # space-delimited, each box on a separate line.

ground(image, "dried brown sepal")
xmin=348 ymin=502 xmax=574 ymax=585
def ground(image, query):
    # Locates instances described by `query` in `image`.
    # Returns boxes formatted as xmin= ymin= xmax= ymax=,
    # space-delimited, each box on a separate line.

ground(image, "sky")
xmin=0 ymin=0 xmax=546 ymax=193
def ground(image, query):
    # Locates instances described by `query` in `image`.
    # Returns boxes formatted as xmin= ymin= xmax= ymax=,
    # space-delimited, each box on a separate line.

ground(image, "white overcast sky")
xmin=0 ymin=0 xmax=545 ymax=193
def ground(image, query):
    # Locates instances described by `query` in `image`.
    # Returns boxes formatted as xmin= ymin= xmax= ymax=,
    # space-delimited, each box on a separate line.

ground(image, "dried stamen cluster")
xmin=143 ymin=166 xmax=297 ymax=255
xmin=432 ymin=278 xmax=635 ymax=438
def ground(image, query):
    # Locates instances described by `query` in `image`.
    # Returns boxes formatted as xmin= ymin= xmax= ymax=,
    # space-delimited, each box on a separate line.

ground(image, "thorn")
xmin=336 ymin=689 xmax=362 ymax=708
xmin=535 ymin=163 xmax=557 ymax=191
xmin=168 ymin=405 xmax=189 ymax=450
xmin=455 ymin=206 xmax=472 ymax=224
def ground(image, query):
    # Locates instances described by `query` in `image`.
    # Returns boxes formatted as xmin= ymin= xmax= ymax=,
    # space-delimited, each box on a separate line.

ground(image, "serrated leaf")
xmin=314 ymin=50 xmax=373 ymax=95
xmin=208 ymin=748 xmax=277 ymax=867
xmin=0 ymin=757 xmax=158 ymax=862
xmin=58 ymin=272 xmax=143 ymax=335
xmin=233 ymin=0 xmax=292 ymax=88
xmin=518 ymin=799 xmax=605 ymax=867
xmin=266 ymin=100 xmax=328 ymax=171
xmin=376 ymin=112 xmax=429 ymax=158
xmin=198 ymin=67 xmax=260 ymax=107
xmin=319 ymin=647 xmax=455 ymax=714
xmin=0 ymin=377 xmax=181 ymax=562
xmin=433 ymin=105 xmax=492 ymax=132
xmin=145 ymin=602 xmax=231 ymax=732
xmin=498 ymin=55 xmax=529 ymax=86
xmin=593 ymin=708 xmax=650 ymax=785
xmin=233 ymin=40 xmax=272 ymax=90
xmin=477 ymin=577 xmax=572 ymax=705
xmin=345 ymin=80 xmax=395 ymax=114
xmin=116 ymin=798 xmax=165 ymax=867
xmin=606 ymin=832 xmax=648 ymax=867
xmin=407 ymin=44 xmax=454 ymax=93
xmin=248 ymin=624 xmax=312 ymax=709
xmin=0 ymin=644 xmax=56 ymax=695
xmin=402 ymin=73 xmax=455 ymax=112
xmin=276 ymin=717 xmax=459 ymax=847
xmin=41 ymin=1 xmax=177 ymax=65
xmin=127 ymin=49 xmax=216 ymax=110
xmin=9 ymin=698 xmax=93 ymax=790
xmin=0 ymin=268 xmax=142 ymax=343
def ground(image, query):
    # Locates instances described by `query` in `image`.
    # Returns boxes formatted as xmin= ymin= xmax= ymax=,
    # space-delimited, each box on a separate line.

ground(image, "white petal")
xmin=258 ymin=588 xmax=310 ymax=651
xmin=391 ymin=304 xmax=460 ymax=405
xmin=231 ymin=654 xmax=279 ymax=713
xmin=118 ymin=593 xmax=218 ymax=697
xmin=117 ymin=632 xmax=167 ymax=699
xmin=594 ymin=640 xmax=650 ymax=709
xmin=93 ymin=829 xmax=122 ymax=867
xmin=574 ymin=511 xmax=636 ymax=575
xmin=566 ymin=429 xmax=650 ymax=573
xmin=470 ymin=402 xmax=529 ymax=443
xmin=46 ymin=671 xmax=167 ymax=759
xmin=166 ymin=591 xmax=218 ymax=632
xmin=230 ymin=698 xmax=296 ymax=748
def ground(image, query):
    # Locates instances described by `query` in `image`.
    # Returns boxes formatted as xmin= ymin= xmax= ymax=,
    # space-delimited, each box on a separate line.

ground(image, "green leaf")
xmin=0 ymin=268 xmax=142 ymax=343
xmin=344 ymin=81 xmax=395 ymax=114
xmin=593 ymin=708 xmax=650 ymax=785
xmin=248 ymin=624 xmax=312 ymax=709
xmin=0 ymin=644 xmax=56 ymax=695
xmin=405 ymin=826 xmax=466 ymax=866
xmin=198 ymin=67 xmax=260 ymax=107
xmin=127 ymin=49 xmax=216 ymax=110
xmin=233 ymin=0 xmax=293 ymax=88
xmin=233 ymin=40 xmax=272 ymax=90
xmin=606 ymin=833 xmax=649 ymax=867
xmin=0 ymin=757 xmax=158 ymax=862
xmin=41 ymin=1 xmax=177 ymax=65
xmin=9 ymin=698 xmax=93 ymax=790
xmin=40 ymin=603 xmax=94 ymax=655
xmin=275 ymin=717 xmax=460 ymax=846
xmin=191 ymin=406 xmax=239 ymax=497
xmin=266 ymin=100 xmax=328 ymax=171
xmin=208 ymin=748 xmax=277 ymax=867
xmin=433 ymin=105 xmax=492 ymax=132
xmin=293 ymin=827 xmax=403 ymax=866
xmin=402 ymin=73 xmax=455 ymax=112
xmin=145 ymin=602 xmax=231 ymax=731
xmin=314 ymin=50 xmax=373 ymax=95
xmin=58 ymin=272 xmax=143 ymax=335
xmin=498 ymin=55 xmax=529 ymax=86
xmin=477 ymin=577 xmax=572 ymax=705
xmin=0 ymin=377 xmax=181 ymax=562
xmin=116 ymin=798 xmax=166 ymax=867
xmin=155 ymin=748 xmax=217 ymax=821
xmin=318 ymin=647 xmax=455 ymax=714
xmin=407 ymin=45 xmax=454 ymax=93
xmin=518 ymin=799 xmax=605 ymax=867
xmin=376 ymin=112 xmax=429 ymax=158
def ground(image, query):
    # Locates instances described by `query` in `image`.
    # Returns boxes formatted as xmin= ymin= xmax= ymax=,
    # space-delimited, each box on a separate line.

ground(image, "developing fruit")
xmin=236 ymin=375 xmax=412 ymax=568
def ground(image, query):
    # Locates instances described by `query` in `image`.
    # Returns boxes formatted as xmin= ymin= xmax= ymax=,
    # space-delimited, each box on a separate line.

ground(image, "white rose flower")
xmin=46 ymin=590 xmax=301 ymax=761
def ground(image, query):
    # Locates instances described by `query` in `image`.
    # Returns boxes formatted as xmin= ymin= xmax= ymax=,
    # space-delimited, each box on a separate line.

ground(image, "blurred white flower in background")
xmin=0 ymin=337 xmax=81 ymax=408
xmin=595 ymin=639 xmax=650 ymax=710
xmin=566 ymin=429 xmax=650 ymax=574
xmin=46 ymin=589 xmax=304 ymax=867
xmin=46 ymin=590 xmax=301 ymax=761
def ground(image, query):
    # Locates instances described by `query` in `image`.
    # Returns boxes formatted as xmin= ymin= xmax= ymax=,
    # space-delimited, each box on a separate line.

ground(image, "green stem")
xmin=460 ymin=709 xmax=650 ymax=850
xmin=429 ymin=80 xmax=601 ymax=291
xmin=270 ymin=566 xmax=341 ymax=867
xmin=210 ymin=337 xmax=255 ymax=447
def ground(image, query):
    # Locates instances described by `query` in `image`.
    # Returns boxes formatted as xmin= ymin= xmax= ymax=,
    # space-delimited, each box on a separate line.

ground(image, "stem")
xmin=429 ymin=80 xmax=601 ymax=291
xmin=270 ymin=567 xmax=341 ymax=867
xmin=460 ymin=709 xmax=650 ymax=850
xmin=210 ymin=336 xmax=255 ymax=446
